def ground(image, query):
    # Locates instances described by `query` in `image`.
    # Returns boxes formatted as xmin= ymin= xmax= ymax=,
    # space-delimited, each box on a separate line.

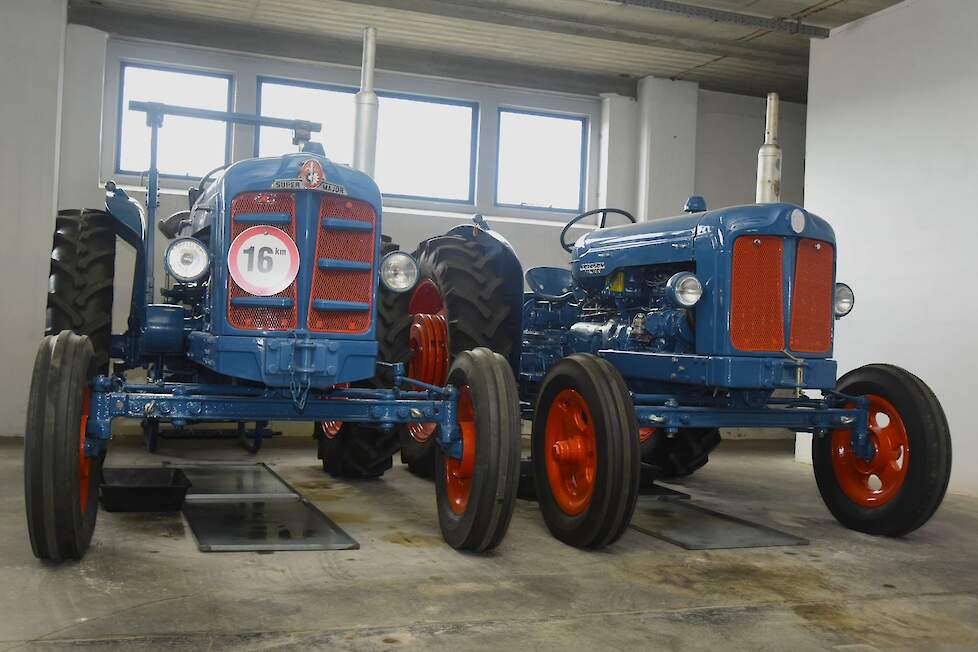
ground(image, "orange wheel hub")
xmin=639 ymin=426 xmax=656 ymax=443
xmin=444 ymin=385 xmax=475 ymax=515
xmin=545 ymin=388 xmax=597 ymax=516
xmin=831 ymin=394 xmax=909 ymax=508
xmin=78 ymin=388 xmax=92 ymax=513
xmin=407 ymin=313 xmax=449 ymax=443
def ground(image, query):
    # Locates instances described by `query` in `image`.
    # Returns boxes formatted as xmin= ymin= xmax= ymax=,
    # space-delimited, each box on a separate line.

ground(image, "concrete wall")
xmin=803 ymin=0 xmax=977 ymax=494
xmin=696 ymin=90 xmax=806 ymax=209
xmin=0 ymin=0 xmax=67 ymax=436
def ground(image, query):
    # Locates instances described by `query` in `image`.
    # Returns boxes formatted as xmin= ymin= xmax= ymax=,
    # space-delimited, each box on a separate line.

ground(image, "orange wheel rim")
xmin=78 ymin=387 xmax=92 ymax=513
xmin=444 ymin=386 xmax=475 ymax=515
xmin=408 ymin=278 xmax=445 ymax=316
xmin=321 ymin=383 xmax=349 ymax=439
xmin=322 ymin=421 xmax=343 ymax=438
xmin=407 ymin=314 xmax=449 ymax=442
xmin=545 ymin=388 xmax=597 ymax=516
xmin=639 ymin=426 xmax=656 ymax=443
xmin=830 ymin=394 xmax=909 ymax=508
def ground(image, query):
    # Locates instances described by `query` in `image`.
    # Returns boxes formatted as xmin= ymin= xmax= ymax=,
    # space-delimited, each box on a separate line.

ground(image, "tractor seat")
xmin=525 ymin=266 xmax=576 ymax=303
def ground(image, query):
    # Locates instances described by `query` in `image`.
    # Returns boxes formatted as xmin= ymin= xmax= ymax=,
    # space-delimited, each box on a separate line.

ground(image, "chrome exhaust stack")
xmin=755 ymin=92 xmax=782 ymax=203
xmin=353 ymin=26 xmax=379 ymax=176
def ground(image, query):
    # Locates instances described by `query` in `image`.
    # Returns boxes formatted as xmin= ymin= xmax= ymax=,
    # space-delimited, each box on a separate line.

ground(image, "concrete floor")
xmin=1 ymin=436 xmax=976 ymax=651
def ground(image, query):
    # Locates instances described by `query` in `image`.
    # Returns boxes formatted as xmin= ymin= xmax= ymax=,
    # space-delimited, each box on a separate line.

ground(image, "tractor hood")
xmin=572 ymin=203 xmax=834 ymax=279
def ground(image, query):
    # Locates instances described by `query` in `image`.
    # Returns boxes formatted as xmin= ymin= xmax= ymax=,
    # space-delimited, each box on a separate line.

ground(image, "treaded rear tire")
xmin=393 ymin=236 xmax=516 ymax=476
xmin=813 ymin=363 xmax=951 ymax=536
xmin=643 ymin=428 xmax=721 ymax=479
xmin=47 ymin=209 xmax=116 ymax=374
xmin=532 ymin=354 xmax=640 ymax=549
xmin=25 ymin=331 xmax=102 ymax=561
xmin=435 ymin=348 xmax=521 ymax=551
xmin=316 ymin=423 xmax=400 ymax=479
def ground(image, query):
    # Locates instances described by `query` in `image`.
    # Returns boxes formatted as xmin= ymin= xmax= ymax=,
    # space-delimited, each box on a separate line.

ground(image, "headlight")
xmin=380 ymin=251 xmax=419 ymax=293
xmin=666 ymin=272 xmax=703 ymax=308
xmin=164 ymin=237 xmax=210 ymax=282
xmin=834 ymin=283 xmax=855 ymax=317
xmin=790 ymin=208 xmax=806 ymax=234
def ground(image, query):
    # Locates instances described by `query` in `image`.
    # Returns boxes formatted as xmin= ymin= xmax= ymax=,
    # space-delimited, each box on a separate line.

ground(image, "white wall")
xmin=805 ymin=0 xmax=977 ymax=494
xmin=636 ymin=76 xmax=699 ymax=220
xmin=696 ymin=90 xmax=806 ymax=209
xmin=0 ymin=0 xmax=67 ymax=436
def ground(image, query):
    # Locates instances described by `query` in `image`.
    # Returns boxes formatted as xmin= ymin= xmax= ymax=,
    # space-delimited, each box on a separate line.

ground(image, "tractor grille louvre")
xmin=227 ymin=192 xmax=298 ymax=331
xmin=790 ymin=239 xmax=835 ymax=353
xmin=307 ymin=196 xmax=376 ymax=333
xmin=730 ymin=235 xmax=785 ymax=351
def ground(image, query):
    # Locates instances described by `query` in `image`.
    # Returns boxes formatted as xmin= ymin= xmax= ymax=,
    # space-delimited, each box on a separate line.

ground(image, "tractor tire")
xmin=25 ymin=331 xmax=102 ymax=561
xmin=435 ymin=348 xmax=521 ymax=552
xmin=315 ymin=422 xmax=400 ymax=479
xmin=532 ymin=354 xmax=640 ymax=549
xmin=391 ymin=235 xmax=516 ymax=476
xmin=642 ymin=428 xmax=722 ymax=479
xmin=813 ymin=364 xmax=951 ymax=537
xmin=46 ymin=209 xmax=116 ymax=375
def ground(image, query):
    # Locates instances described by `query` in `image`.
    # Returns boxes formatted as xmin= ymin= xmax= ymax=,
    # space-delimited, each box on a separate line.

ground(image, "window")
xmin=117 ymin=63 xmax=232 ymax=179
xmin=495 ymin=109 xmax=587 ymax=212
xmin=375 ymin=94 xmax=476 ymax=202
xmin=257 ymin=79 xmax=476 ymax=203
xmin=256 ymin=79 xmax=356 ymax=163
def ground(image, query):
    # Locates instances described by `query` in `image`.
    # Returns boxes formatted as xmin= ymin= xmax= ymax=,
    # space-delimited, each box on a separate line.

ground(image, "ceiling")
xmin=69 ymin=0 xmax=900 ymax=101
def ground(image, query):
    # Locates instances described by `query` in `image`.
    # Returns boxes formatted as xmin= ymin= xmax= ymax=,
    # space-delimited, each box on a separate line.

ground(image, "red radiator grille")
xmin=307 ymin=196 xmax=376 ymax=333
xmin=227 ymin=192 xmax=298 ymax=331
xmin=730 ymin=235 xmax=785 ymax=351
xmin=790 ymin=239 xmax=835 ymax=353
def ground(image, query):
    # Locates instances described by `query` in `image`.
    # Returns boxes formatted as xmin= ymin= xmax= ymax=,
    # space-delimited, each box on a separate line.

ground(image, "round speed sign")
xmin=228 ymin=226 xmax=300 ymax=296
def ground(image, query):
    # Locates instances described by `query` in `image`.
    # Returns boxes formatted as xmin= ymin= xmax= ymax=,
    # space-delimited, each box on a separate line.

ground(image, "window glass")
xmin=496 ymin=110 xmax=586 ymax=211
xmin=258 ymin=81 xmax=355 ymax=163
xmin=118 ymin=64 xmax=230 ymax=178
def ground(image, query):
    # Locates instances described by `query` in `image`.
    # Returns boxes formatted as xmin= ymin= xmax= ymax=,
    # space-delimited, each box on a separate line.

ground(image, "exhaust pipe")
xmin=755 ymin=92 xmax=782 ymax=203
xmin=353 ymin=27 xmax=379 ymax=176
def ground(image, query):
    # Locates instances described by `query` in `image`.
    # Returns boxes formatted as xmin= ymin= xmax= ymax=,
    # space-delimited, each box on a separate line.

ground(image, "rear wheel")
xmin=316 ymin=422 xmax=399 ymax=480
xmin=532 ymin=354 xmax=640 ymax=548
xmin=25 ymin=331 xmax=102 ymax=561
xmin=813 ymin=364 xmax=951 ymax=536
xmin=46 ymin=210 xmax=116 ymax=374
xmin=435 ymin=348 xmax=521 ymax=551
xmin=641 ymin=427 xmax=721 ymax=479
xmin=381 ymin=235 xmax=516 ymax=476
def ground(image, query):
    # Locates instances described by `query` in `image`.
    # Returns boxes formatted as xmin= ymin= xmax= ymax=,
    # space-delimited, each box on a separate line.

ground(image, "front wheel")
xmin=532 ymin=354 xmax=640 ymax=548
xmin=25 ymin=331 xmax=102 ymax=561
xmin=813 ymin=364 xmax=951 ymax=536
xmin=435 ymin=348 xmax=521 ymax=552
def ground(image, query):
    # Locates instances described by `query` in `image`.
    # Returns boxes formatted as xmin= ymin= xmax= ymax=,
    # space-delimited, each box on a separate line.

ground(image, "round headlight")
xmin=164 ymin=237 xmax=210 ymax=282
xmin=666 ymin=272 xmax=703 ymax=308
xmin=380 ymin=251 xmax=419 ymax=293
xmin=834 ymin=283 xmax=855 ymax=317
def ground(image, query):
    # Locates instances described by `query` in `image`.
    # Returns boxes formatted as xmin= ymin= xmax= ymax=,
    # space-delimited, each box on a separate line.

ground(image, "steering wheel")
xmin=559 ymin=208 xmax=637 ymax=252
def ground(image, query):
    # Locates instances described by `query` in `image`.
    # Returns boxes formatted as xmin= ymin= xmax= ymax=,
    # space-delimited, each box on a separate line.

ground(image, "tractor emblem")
xmin=300 ymin=159 xmax=324 ymax=189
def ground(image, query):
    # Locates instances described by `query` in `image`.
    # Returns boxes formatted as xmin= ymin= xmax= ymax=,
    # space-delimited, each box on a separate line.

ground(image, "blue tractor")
xmin=25 ymin=102 xmax=522 ymax=561
xmin=388 ymin=201 xmax=952 ymax=548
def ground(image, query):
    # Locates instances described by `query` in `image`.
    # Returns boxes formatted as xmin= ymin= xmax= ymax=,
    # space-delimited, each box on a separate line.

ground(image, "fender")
xmin=103 ymin=183 xmax=148 ymax=361
xmin=446 ymin=216 xmax=524 ymax=375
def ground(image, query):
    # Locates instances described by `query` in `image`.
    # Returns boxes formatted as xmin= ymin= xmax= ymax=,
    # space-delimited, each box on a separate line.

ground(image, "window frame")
xmin=114 ymin=61 xmax=234 ymax=181
xmin=493 ymin=107 xmax=588 ymax=214
xmin=255 ymin=75 xmax=479 ymax=205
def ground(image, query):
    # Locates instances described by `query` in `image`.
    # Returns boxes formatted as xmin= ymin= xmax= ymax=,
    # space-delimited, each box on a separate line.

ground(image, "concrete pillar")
xmin=0 ymin=0 xmax=68 ymax=435
xmin=635 ymin=76 xmax=699 ymax=220
xmin=597 ymin=93 xmax=639 ymax=214
xmin=58 ymin=25 xmax=108 ymax=210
